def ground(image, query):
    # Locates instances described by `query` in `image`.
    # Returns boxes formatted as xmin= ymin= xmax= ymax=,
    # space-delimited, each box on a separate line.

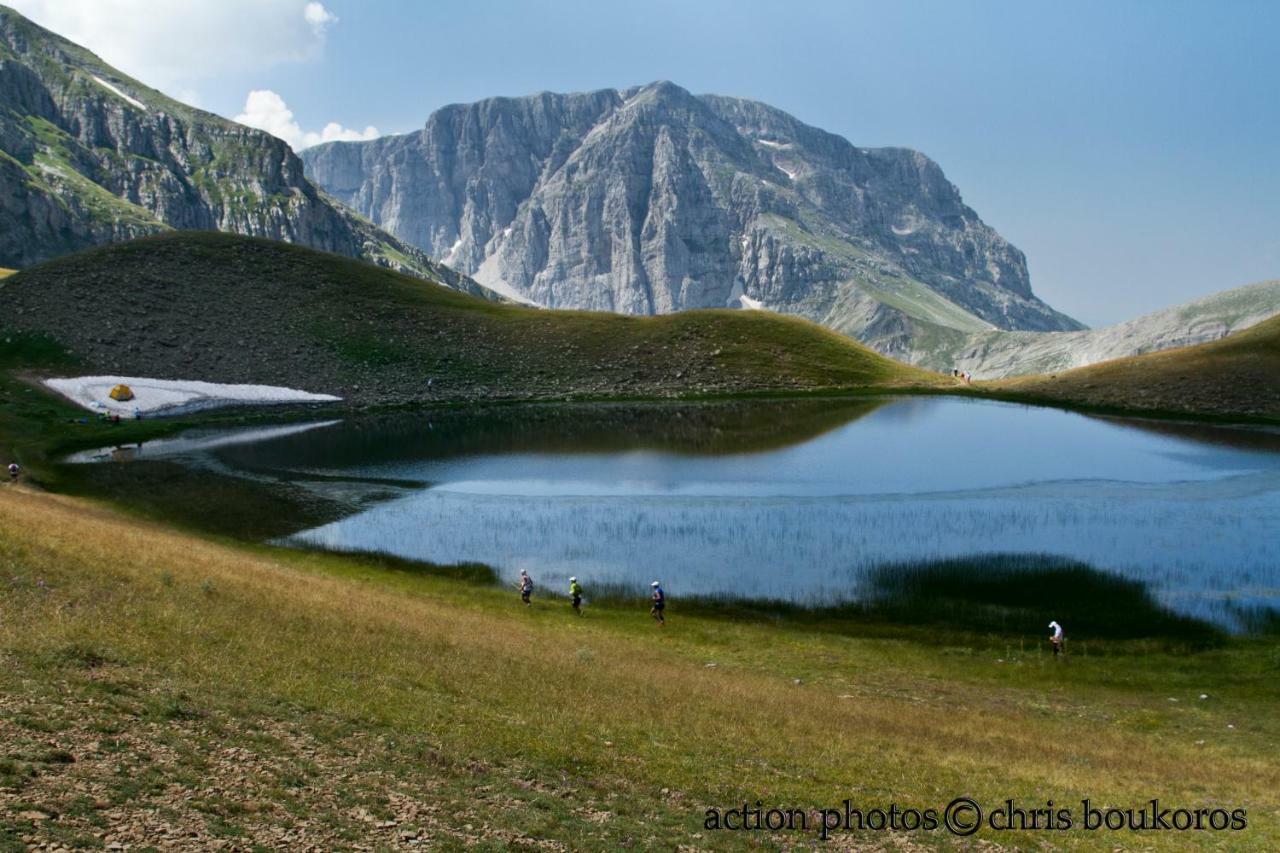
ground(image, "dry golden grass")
xmin=2 ymin=485 xmax=1278 ymax=848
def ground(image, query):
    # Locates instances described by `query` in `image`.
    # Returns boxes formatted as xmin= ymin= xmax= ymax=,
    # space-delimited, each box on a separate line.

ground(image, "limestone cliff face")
xmin=304 ymin=82 xmax=1083 ymax=344
xmin=0 ymin=5 xmax=492 ymax=299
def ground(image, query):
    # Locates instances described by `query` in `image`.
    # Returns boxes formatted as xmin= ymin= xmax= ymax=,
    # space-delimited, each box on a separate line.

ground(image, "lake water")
xmin=72 ymin=397 xmax=1280 ymax=629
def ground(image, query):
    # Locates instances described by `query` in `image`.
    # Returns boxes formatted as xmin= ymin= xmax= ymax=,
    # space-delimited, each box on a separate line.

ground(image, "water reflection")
xmin=65 ymin=396 xmax=1280 ymax=631
xmin=282 ymin=398 xmax=1279 ymax=631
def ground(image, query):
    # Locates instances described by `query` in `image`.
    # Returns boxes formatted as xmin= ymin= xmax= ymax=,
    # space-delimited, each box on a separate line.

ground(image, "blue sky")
xmin=15 ymin=0 xmax=1279 ymax=326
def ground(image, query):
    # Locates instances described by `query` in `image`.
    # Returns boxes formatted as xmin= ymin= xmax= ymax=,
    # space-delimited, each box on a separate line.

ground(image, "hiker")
xmin=6 ymin=462 xmax=19 ymax=482
xmin=650 ymin=580 xmax=666 ymax=626
xmin=518 ymin=570 xmax=533 ymax=606
xmin=1049 ymin=620 xmax=1064 ymax=657
xmin=569 ymin=576 xmax=583 ymax=615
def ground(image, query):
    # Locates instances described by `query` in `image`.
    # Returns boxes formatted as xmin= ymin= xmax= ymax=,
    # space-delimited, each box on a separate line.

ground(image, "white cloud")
xmin=235 ymin=90 xmax=378 ymax=151
xmin=303 ymin=2 xmax=337 ymax=31
xmin=7 ymin=1 xmax=338 ymax=90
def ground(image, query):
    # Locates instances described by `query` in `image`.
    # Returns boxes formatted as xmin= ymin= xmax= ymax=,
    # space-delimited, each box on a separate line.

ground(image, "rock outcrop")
xmin=303 ymin=82 xmax=1084 ymax=347
xmin=0 ymin=5 xmax=493 ymax=299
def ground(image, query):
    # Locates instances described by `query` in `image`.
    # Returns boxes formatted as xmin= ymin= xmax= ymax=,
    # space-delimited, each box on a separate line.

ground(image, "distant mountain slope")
xmin=910 ymin=279 xmax=1280 ymax=377
xmin=0 ymin=232 xmax=939 ymax=405
xmin=997 ymin=313 xmax=1280 ymax=420
xmin=0 ymin=5 xmax=494 ymax=300
xmin=301 ymin=82 xmax=1082 ymax=350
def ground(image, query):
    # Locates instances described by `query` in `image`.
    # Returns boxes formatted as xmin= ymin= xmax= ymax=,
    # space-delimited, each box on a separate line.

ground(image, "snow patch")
xmin=443 ymin=238 xmax=463 ymax=265
xmin=891 ymin=225 xmax=915 ymax=236
xmin=472 ymin=254 xmax=540 ymax=306
xmin=726 ymin=278 xmax=765 ymax=311
xmin=756 ymin=139 xmax=790 ymax=149
xmin=91 ymin=76 xmax=147 ymax=111
xmin=777 ymin=163 xmax=798 ymax=181
xmin=44 ymin=376 xmax=340 ymax=418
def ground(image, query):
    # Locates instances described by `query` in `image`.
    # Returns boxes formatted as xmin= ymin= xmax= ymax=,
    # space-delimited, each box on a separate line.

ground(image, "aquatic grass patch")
xmin=366 ymin=552 xmax=1228 ymax=649
xmin=284 ymin=545 xmax=498 ymax=585
xmin=859 ymin=554 xmax=1226 ymax=644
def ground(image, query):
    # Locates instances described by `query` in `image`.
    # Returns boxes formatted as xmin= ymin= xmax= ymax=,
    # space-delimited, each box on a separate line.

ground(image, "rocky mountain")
xmin=302 ymin=82 xmax=1083 ymax=352
xmin=0 ymin=5 xmax=493 ymax=299
xmin=911 ymin=279 xmax=1280 ymax=378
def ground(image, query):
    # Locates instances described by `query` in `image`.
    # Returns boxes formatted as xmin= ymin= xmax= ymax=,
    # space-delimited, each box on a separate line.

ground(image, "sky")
xmin=10 ymin=0 xmax=1279 ymax=326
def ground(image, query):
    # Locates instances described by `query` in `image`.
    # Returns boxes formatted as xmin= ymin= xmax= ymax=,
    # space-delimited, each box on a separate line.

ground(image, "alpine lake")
xmin=63 ymin=396 xmax=1280 ymax=638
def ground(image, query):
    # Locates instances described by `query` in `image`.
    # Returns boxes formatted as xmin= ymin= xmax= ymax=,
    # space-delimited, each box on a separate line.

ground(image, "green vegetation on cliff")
xmin=0 ymin=4 xmax=493 ymax=298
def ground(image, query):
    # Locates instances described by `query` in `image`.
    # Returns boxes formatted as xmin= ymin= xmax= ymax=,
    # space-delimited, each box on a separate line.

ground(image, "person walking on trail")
xmin=650 ymin=581 xmax=666 ymax=626
xmin=518 ymin=570 xmax=533 ymax=606
xmin=1049 ymin=620 xmax=1064 ymax=657
xmin=7 ymin=462 xmax=19 ymax=482
xmin=569 ymin=576 xmax=584 ymax=615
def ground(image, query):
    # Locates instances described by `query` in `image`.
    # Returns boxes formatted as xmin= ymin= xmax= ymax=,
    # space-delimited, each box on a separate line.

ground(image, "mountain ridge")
xmin=302 ymin=82 xmax=1083 ymax=349
xmin=906 ymin=278 xmax=1280 ymax=377
xmin=0 ymin=4 xmax=495 ymax=300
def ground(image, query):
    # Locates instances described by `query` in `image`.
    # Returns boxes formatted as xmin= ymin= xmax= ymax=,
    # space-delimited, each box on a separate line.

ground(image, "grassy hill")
xmin=906 ymin=279 xmax=1280 ymax=379
xmin=995 ymin=314 xmax=1280 ymax=421
xmin=0 ymin=232 xmax=939 ymax=407
xmin=2 ymin=486 xmax=1277 ymax=849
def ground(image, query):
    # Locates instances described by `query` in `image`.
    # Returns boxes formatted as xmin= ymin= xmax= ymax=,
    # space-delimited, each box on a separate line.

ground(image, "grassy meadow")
xmin=2 ymin=486 xmax=1278 ymax=849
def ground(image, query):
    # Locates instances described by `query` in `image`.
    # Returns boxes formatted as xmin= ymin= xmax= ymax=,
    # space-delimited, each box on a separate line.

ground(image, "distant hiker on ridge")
xmin=1049 ymin=620 xmax=1064 ymax=657
xmin=519 ymin=570 xmax=533 ymax=606
xmin=569 ymin=576 xmax=584 ymax=615
xmin=650 ymin=580 xmax=666 ymax=626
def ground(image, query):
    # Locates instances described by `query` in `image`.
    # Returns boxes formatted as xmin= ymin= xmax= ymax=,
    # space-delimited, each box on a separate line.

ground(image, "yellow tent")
xmin=109 ymin=383 xmax=135 ymax=402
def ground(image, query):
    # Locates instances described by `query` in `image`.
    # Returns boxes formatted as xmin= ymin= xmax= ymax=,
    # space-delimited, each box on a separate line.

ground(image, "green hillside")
xmin=997 ymin=314 xmax=1280 ymax=420
xmin=0 ymin=231 xmax=940 ymax=407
